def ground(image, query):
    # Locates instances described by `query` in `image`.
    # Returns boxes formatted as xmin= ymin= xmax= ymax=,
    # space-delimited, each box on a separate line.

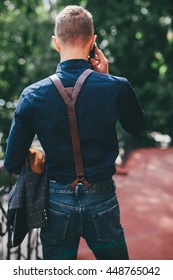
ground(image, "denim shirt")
xmin=4 ymin=59 xmax=147 ymax=183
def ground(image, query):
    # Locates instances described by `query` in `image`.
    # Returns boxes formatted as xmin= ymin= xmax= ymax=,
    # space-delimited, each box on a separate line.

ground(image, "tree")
xmin=0 ymin=0 xmax=58 ymax=156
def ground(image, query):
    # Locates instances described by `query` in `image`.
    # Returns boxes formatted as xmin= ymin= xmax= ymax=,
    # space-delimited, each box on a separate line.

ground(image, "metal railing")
xmin=0 ymin=165 xmax=42 ymax=260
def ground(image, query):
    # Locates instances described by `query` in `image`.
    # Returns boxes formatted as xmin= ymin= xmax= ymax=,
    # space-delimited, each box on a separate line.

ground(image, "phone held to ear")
xmin=89 ymin=43 xmax=96 ymax=59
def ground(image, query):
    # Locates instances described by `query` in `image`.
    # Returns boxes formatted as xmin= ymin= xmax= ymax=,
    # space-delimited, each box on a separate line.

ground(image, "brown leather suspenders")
xmin=49 ymin=69 xmax=93 ymax=189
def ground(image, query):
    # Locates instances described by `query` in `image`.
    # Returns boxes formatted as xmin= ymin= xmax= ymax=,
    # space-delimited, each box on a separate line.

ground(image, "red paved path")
xmin=77 ymin=147 xmax=173 ymax=260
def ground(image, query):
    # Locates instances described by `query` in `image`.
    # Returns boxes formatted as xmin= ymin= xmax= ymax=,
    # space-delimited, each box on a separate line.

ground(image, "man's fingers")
xmin=90 ymin=46 xmax=109 ymax=74
xmin=95 ymin=47 xmax=107 ymax=61
xmin=90 ymin=58 xmax=99 ymax=67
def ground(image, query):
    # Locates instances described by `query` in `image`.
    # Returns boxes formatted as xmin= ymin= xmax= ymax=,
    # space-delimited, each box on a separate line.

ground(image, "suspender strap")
xmin=49 ymin=69 xmax=93 ymax=188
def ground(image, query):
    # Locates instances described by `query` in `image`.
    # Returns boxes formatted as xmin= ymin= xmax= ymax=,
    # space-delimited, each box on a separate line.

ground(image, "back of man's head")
xmin=55 ymin=5 xmax=94 ymax=46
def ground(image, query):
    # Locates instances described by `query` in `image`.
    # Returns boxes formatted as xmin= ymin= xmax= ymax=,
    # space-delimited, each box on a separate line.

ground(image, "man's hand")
xmin=90 ymin=47 xmax=109 ymax=74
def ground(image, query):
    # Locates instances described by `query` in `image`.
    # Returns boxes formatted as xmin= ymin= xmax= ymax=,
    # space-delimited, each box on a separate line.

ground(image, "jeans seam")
xmin=49 ymin=199 xmax=77 ymax=211
xmin=79 ymin=209 xmax=82 ymax=235
xmin=85 ymin=195 xmax=117 ymax=210
xmin=48 ymin=195 xmax=117 ymax=211
xmin=96 ymin=204 xmax=118 ymax=216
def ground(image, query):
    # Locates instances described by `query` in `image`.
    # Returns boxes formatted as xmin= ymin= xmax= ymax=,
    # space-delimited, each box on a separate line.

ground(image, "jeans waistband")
xmin=49 ymin=179 xmax=115 ymax=196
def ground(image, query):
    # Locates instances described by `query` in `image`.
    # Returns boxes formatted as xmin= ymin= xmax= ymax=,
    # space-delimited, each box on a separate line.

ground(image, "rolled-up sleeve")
xmin=117 ymin=80 xmax=147 ymax=135
xmin=4 ymin=90 xmax=35 ymax=174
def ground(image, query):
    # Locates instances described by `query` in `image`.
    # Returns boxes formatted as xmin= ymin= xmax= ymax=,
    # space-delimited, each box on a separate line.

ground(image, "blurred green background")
xmin=0 ymin=0 xmax=173 ymax=160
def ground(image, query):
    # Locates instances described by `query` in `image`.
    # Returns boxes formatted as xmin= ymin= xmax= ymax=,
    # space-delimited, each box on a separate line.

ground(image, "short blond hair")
xmin=54 ymin=5 xmax=94 ymax=45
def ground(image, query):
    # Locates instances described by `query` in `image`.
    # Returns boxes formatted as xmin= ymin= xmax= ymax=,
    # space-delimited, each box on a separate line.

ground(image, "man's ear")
xmin=90 ymin=34 xmax=97 ymax=50
xmin=52 ymin=36 xmax=61 ymax=52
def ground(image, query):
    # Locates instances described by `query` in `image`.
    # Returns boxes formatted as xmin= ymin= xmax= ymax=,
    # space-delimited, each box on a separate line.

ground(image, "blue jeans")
xmin=40 ymin=180 xmax=129 ymax=260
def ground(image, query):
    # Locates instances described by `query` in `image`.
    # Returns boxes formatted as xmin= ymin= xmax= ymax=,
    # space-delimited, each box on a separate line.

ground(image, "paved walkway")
xmin=77 ymin=147 xmax=173 ymax=260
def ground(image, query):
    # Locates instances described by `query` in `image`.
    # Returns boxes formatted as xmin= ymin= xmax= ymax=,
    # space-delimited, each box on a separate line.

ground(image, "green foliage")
xmin=85 ymin=0 xmax=173 ymax=146
xmin=0 ymin=0 xmax=173 ymax=158
xmin=0 ymin=0 xmax=58 ymax=156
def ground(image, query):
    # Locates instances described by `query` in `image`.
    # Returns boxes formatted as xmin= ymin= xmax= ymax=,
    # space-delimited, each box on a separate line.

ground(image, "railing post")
xmin=7 ymin=223 xmax=12 ymax=260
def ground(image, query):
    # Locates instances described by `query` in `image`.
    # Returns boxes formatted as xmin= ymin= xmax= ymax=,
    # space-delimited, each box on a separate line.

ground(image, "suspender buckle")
xmin=70 ymin=177 xmax=93 ymax=191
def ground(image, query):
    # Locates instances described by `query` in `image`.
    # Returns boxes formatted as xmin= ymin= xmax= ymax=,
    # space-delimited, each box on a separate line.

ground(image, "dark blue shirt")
xmin=4 ymin=59 xmax=147 ymax=183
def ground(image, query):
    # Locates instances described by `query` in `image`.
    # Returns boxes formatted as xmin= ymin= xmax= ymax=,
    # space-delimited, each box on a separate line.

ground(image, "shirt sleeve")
xmin=4 ymin=90 xmax=35 ymax=174
xmin=116 ymin=80 xmax=147 ymax=135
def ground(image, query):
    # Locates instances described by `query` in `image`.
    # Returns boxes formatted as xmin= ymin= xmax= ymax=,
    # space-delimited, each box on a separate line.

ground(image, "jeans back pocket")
xmin=92 ymin=204 xmax=122 ymax=242
xmin=41 ymin=208 xmax=70 ymax=245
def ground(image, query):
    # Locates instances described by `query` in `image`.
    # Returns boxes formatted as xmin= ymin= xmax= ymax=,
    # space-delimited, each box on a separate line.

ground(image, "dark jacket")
xmin=8 ymin=149 xmax=48 ymax=230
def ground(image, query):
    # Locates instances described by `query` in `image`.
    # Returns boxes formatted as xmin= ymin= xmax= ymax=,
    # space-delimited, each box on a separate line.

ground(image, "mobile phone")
xmin=89 ymin=43 xmax=96 ymax=58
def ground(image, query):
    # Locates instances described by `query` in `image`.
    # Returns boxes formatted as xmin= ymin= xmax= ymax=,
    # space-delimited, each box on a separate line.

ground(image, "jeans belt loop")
xmin=75 ymin=183 xmax=82 ymax=197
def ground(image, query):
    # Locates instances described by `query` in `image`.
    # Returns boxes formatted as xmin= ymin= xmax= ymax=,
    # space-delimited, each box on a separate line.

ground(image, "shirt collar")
xmin=56 ymin=59 xmax=92 ymax=72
